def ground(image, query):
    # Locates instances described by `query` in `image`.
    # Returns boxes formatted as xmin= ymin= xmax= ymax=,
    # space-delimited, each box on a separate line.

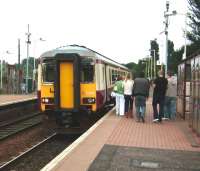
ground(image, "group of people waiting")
xmin=113 ymin=70 xmax=177 ymax=123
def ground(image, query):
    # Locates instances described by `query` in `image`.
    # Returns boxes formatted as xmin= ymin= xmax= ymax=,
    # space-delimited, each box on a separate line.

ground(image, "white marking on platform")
xmin=41 ymin=108 xmax=115 ymax=171
xmin=141 ymin=161 xmax=159 ymax=168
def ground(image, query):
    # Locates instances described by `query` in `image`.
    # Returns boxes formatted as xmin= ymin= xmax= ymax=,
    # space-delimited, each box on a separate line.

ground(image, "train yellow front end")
xmin=38 ymin=45 xmax=130 ymax=130
xmin=38 ymin=52 xmax=98 ymax=129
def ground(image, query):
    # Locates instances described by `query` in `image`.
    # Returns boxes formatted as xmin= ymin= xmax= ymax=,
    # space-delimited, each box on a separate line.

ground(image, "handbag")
xmin=111 ymin=91 xmax=116 ymax=97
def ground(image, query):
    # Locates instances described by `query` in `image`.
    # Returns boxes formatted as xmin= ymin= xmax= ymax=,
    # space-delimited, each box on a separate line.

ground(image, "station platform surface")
xmin=42 ymin=99 xmax=200 ymax=171
xmin=0 ymin=94 xmax=37 ymax=106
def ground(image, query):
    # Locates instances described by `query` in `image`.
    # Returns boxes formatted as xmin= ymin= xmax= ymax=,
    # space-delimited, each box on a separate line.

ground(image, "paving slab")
xmin=41 ymin=99 xmax=200 ymax=171
xmin=88 ymin=145 xmax=200 ymax=171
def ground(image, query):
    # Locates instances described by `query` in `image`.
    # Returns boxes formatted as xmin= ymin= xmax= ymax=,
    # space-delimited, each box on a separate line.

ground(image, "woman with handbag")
xmin=114 ymin=76 xmax=125 ymax=116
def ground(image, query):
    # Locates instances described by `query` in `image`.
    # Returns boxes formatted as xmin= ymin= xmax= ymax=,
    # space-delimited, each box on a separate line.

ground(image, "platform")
xmin=41 ymin=99 xmax=200 ymax=171
xmin=0 ymin=94 xmax=37 ymax=106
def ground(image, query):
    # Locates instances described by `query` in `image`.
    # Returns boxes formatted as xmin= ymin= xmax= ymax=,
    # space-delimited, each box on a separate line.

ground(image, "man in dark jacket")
xmin=133 ymin=72 xmax=150 ymax=123
xmin=152 ymin=70 xmax=168 ymax=123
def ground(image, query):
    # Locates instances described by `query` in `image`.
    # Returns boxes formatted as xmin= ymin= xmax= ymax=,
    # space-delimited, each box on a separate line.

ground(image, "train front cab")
xmin=40 ymin=53 xmax=98 ymax=128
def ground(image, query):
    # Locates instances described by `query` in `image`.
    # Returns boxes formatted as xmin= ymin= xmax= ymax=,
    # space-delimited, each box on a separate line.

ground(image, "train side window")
xmin=80 ymin=58 xmax=94 ymax=83
xmin=112 ymin=70 xmax=116 ymax=84
xmin=109 ymin=69 xmax=112 ymax=85
xmin=42 ymin=62 xmax=55 ymax=83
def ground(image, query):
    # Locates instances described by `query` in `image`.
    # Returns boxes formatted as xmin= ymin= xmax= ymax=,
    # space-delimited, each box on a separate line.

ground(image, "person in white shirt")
xmin=164 ymin=71 xmax=177 ymax=120
xmin=123 ymin=74 xmax=134 ymax=118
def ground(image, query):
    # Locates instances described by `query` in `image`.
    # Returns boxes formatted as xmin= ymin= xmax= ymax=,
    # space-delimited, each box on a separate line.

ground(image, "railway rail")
xmin=0 ymin=112 xmax=42 ymax=140
xmin=0 ymin=133 xmax=57 ymax=170
xmin=0 ymin=133 xmax=80 ymax=171
xmin=0 ymin=104 xmax=113 ymax=170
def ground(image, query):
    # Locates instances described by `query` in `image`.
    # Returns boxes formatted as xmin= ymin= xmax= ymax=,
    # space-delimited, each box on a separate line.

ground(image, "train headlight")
xmin=42 ymin=98 xmax=54 ymax=104
xmin=83 ymin=98 xmax=96 ymax=104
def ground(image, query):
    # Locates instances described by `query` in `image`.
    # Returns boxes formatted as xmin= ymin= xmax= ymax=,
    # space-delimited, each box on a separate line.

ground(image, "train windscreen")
xmin=80 ymin=58 xmax=94 ymax=83
xmin=42 ymin=61 xmax=55 ymax=83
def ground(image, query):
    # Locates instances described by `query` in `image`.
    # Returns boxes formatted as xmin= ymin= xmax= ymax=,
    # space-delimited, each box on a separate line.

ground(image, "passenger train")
xmin=37 ymin=44 xmax=131 ymax=130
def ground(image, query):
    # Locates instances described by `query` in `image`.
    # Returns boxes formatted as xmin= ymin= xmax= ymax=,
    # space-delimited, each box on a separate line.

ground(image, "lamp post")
xmin=25 ymin=24 xmax=31 ymax=94
xmin=149 ymin=49 xmax=156 ymax=78
xmin=153 ymin=50 xmax=156 ymax=78
xmin=145 ymin=58 xmax=148 ymax=78
xmin=164 ymin=1 xmax=177 ymax=76
xmin=183 ymin=15 xmax=187 ymax=59
xmin=176 ymin=13 xmax=188 ymax=60
xmin=148 ymin=57 xmax=150 ymax=79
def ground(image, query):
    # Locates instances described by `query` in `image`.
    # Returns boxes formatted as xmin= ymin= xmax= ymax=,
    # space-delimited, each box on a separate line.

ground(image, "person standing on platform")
xmin=133 ymin=72 xmax=150 ymax=123
xmin=152 ymin=70 xmax=168 ymax=123
xmin=123 ymin=74 xmax=134 ymax=118
xmin=114 ymin=76 xmax=125 ymax=116
xmin=164 ymin=71 xmax=177 ymax=120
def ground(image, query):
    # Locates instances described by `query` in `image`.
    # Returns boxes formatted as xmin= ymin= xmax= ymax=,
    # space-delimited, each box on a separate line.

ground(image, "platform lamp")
xmin=164 ymin=1 xmax=177 ymax=76
xmin=25 ymin=24 xmax=31 ymax=94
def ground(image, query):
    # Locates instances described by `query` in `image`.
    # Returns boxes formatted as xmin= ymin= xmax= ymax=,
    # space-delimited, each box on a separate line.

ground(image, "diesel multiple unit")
xmin=37 ymin=45 xmax=131 ymax=129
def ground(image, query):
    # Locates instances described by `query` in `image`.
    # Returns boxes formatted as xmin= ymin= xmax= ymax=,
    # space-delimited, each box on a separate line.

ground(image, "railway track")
xmin=0 ymin=133 xmax=57 ymax=170
xmin=0 ymin=133 xmax=79 ymax=171
xmin=0 ymin=112 xmax=42 ymax=140
xmin=0 ymin=104 xmax=114 ymax=170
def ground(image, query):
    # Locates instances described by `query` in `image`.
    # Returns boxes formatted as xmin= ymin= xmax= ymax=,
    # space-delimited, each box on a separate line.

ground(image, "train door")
xmin=60 ymin=62 xmax=74 ymax=108
xmin=54 ymin=54 xmax=80 ymax=111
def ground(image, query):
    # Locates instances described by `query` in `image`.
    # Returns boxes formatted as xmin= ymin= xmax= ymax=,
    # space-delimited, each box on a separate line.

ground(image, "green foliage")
xmin=166 ymin=0 xmax=200 ymax=75
xmin=187 ymin=0 xmax=200 ymax=44
xmin=171 ymin=48 xmax=184 ymax=74
xmin=21 ymin=57 xmax=36 ymax=79
xmin=150 ymin=39 xmax=159 ymax=61
xmin=167 ymin=40 xmax=175 ymax=72
xmin=124 ymin=61 xmax=146 ymax=78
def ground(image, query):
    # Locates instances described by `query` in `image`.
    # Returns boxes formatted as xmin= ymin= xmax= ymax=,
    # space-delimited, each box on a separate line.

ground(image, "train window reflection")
xmin=42 ymin=62 xmax=55 ymax=83
xmin=80 ymin=58 xmax=94 ymax=83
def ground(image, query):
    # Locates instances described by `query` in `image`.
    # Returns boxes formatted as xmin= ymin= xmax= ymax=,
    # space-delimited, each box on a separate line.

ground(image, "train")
xmin=37 ymin=44 xmax=131 ymax=130
xmin=177 ymin=50 xmax=200 ymax=136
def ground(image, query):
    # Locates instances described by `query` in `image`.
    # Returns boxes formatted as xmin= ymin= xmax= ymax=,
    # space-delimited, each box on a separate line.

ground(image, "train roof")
xmin=40 ymin=44 xmax=129 ymax=70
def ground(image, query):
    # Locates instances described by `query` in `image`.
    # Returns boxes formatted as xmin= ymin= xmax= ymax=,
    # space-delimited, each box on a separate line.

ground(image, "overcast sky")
xmin=0 ymin=0 xmax=187 ymax=64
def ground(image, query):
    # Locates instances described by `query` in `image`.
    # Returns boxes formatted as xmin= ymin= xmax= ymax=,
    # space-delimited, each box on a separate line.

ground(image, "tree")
xmin=187 ymin=0 xmax=200 ymax=47
xmin=171 ymin=47 xmax=184 ymax=74
xmin=150 ymin=39 xmax=159 ymax=61
xmin=21 ymin=57 xmax=35 ymax=80
xmin=124 ymin=61 xmax=145 ymax=78
xmin=167 ymin=40 xmax=175 ymax=72
xmin=124 ymin=62 xmax=138 ymax=78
